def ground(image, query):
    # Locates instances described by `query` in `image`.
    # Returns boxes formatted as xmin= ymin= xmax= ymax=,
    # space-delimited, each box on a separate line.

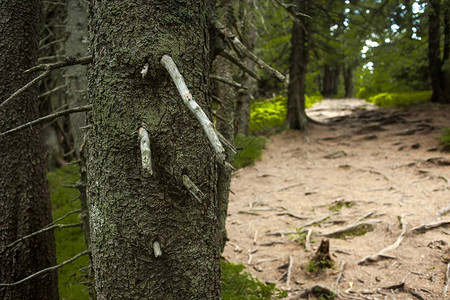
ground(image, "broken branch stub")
xmin=160 ymin=54 xmax=226 ymax=164
xmin=182 ymin=175 xmax=205 ymax=203
xmin=138 ymin=127 xmax=153 ymax=175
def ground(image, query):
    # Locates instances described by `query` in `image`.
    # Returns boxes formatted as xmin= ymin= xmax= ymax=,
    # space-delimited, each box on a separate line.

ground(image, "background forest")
xmin=0 ymin=0 xmax=449 ymax=299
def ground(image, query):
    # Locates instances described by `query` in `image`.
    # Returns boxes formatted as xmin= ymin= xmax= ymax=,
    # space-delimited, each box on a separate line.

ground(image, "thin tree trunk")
xmin=287 ymin=0 xmax=309 ymax=130
xmin=343 ymin=66 xmax=353 ymax=98
xmin=0 ymin=1 xmax=59 ymax=299
xmin=428 ymin=0 xmax=449 ymax=103
xmin=66 ymin=0 xmax=88 ymax=154
xmin=87 ymin=1 xmax=220 ymax=298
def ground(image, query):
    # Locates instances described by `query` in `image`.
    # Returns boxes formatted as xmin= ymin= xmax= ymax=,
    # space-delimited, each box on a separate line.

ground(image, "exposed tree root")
xmin=358 ymin=213 xmax=410 ymax=265
xmin=299 ymin=284 xmax=339 ymax=299
xmin=409 ymin=220 xmax=450 ymax=234
xmin=318 ymin=220 xmax=380 ymax=238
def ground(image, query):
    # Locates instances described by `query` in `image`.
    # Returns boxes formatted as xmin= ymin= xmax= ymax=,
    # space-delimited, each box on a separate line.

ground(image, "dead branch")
xmin=51 ymin=209 xmax=82 ymax=226
xmin=215 ymin=21 xmax=285 ymax=82
xmin=25 ymin=55 xmax=92 ymax=73
xmin=0 ymin=70 xmax=50 ymax=109
xmin=409 ymin=220 xmax=450 ymax=234
xmin=0 ymin=105 xmax=92 ymax=136
xmin=38 ymin=84 xmax=66 ymax=98
xmin=444 ymin=262 xmax=450 ymax=297
xmin=301 ymin=213 xmax=335 ymax=228
xmin=358 ymin=213 xmax=410 ymax=265
xmin=276 ymin=182 xmax=306 ymax=193
xmin=286 ymin=255 xmax=293 ymax=291
xmin=210 ymin=74 xmax=246 ymax=89
xmin=219 ymin=50 xmax=261 ymax=80
xmin=1 ymin=223 xmax=82 ymax=255
xmin=0 ymin=250 xmax=90 ymax=287
xmin=276 ymin=212 xmax=307 ymax=220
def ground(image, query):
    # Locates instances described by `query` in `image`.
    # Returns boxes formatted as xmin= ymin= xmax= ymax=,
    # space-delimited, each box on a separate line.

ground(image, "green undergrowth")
xmin=441 ymin=128 xmax=450 ymax=147
xmin=221 ymin=260 xmax=287 ymax=299
xmin=47 ymin=164 xmax=89 ymax=300
xmin=365 ymin=91 xmax=432 ymax=107
xmin=233 ymin=134 xmax=267 ymax=169
xmin=306 ymin=259 xmax=334 ymax=273
xmin=249 ymin=94 xmax=322 ymax=134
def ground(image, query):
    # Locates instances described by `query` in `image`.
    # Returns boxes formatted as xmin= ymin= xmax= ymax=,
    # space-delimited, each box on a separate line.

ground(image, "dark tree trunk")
xmin=343 ymin=66 xmax=353 ymax=98
xmin=428 ymin=0 xmax=450 ymax=103
xmin=321 ymin=64 xmax=340 ymax=97
xmin=287 ymin=0 xmax=309 ymax=130
xmin=0 ymin=1 xmax=59 ymax=299
xmin=87 ymin=1 xmax=220 ymax=299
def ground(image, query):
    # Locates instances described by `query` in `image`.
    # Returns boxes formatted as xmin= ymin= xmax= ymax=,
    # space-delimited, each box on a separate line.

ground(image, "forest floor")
xmin=223 ymin=99 xmax=450 ymax=300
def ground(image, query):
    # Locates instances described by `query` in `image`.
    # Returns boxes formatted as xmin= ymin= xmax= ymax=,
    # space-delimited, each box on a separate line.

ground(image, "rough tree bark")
xmin=287 ymin=0 xmax=309 ymax=130
xmin=428 ymin=0 xmax=450 ymax=103
xmin=87 ymin=1 xmax=221 ymax=299
xmin=65 ymin=0 xmax=88 ymax=154
xmin=321 ymin=64 xmax=340 ymax=97
xmin=0 ymin=1 xmax=59 ymax=299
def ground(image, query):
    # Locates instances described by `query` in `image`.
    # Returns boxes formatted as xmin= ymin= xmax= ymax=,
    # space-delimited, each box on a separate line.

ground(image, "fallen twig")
xmin=444 ymin=262 xmax=450 ymax=297
xmin=359 ymin=213 xmax=411 ymax=265
xmin=276 ymin=212 xmax=307 ymax=220
xmin=0 ymin=250 xmax=90 ymax=287
xmin=334 ymin=261 xmax=346 ymax=290
xmin=286 ymin=255 xmax=293 ymax=291
xmin=300 ymin=213 xmax=335 ymax=228
xmin=304 ymin=228 xmax=312 ymax=252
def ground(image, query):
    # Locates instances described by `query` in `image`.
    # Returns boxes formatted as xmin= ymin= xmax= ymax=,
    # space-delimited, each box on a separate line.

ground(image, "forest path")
xmin=223 ymin=98 xmax=450 ymax=299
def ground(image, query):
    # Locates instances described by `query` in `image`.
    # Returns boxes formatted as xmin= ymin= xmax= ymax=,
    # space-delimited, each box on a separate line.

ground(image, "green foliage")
xmin=47 ymin=164 xmax=89 ymax=300
xmin=366 ymin=91 xmax=432 ymax=107
xmin=441 ymin=128 xmax=450 ymax=146
xmin=249 ymin=94 xmax=322 ymax=134
xmin=233 ymin=134 xmax=266 ymax=169
xmin=221 ymin=260 xmax=287 ymax=299
xmin=306 ymin=259 xmax=333 ymax=272
xmin=328 ymin=201 xmax=354 ymax=211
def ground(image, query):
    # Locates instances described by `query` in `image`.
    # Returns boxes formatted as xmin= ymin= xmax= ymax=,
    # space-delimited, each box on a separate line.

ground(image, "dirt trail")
xmin=223 ymin=99 xmax=450 ymax=299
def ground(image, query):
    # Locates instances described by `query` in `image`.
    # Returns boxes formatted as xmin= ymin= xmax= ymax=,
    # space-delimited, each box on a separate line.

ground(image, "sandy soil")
xmin=223 ymin=99 xmax=450 ymax=299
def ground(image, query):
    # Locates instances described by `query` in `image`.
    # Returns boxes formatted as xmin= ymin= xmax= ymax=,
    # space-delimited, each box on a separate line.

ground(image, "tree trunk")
xmin=428 ymin=0 xmax=450 ymax=103
xmin=235 ymin=14 xmax=256 ymax=136
xmin=0 ymin=1 xmax=59 ymax=299
xmin=66 ymin=0 xmax=88 ymax=155
xmin=287 ymin=0 xmax=309 ymax=130
xmin=214 ymin=55 xmax=235 ymax=252
xmin=343 ymin=66 xmax=353 ymax=98
xmin=87 ymin=1 xmax=221 ymax=299
xmin=321 ymin=64 xmax=339 ymax=97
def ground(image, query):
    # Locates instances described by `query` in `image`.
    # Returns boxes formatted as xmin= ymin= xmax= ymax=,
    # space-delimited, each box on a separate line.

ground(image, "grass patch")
xmin=328 ymin=201 xmax=354 ymax=211
xmin=366 ymin=91 xmax=432 ymax=107
xmin=47 ymin=164 xmax=89 ymax=300
xmin=221 ymin=260 xmax=287 ymax=299
xmin=306 ymin=259 xmax=333 ymax=272
xmin=233 ymin=134 xmax=267 ymax=169
xmin=441 ymin=128 xmax=450 ymax=147
xmin=249 ymin=94 xmax=322 ymax=134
